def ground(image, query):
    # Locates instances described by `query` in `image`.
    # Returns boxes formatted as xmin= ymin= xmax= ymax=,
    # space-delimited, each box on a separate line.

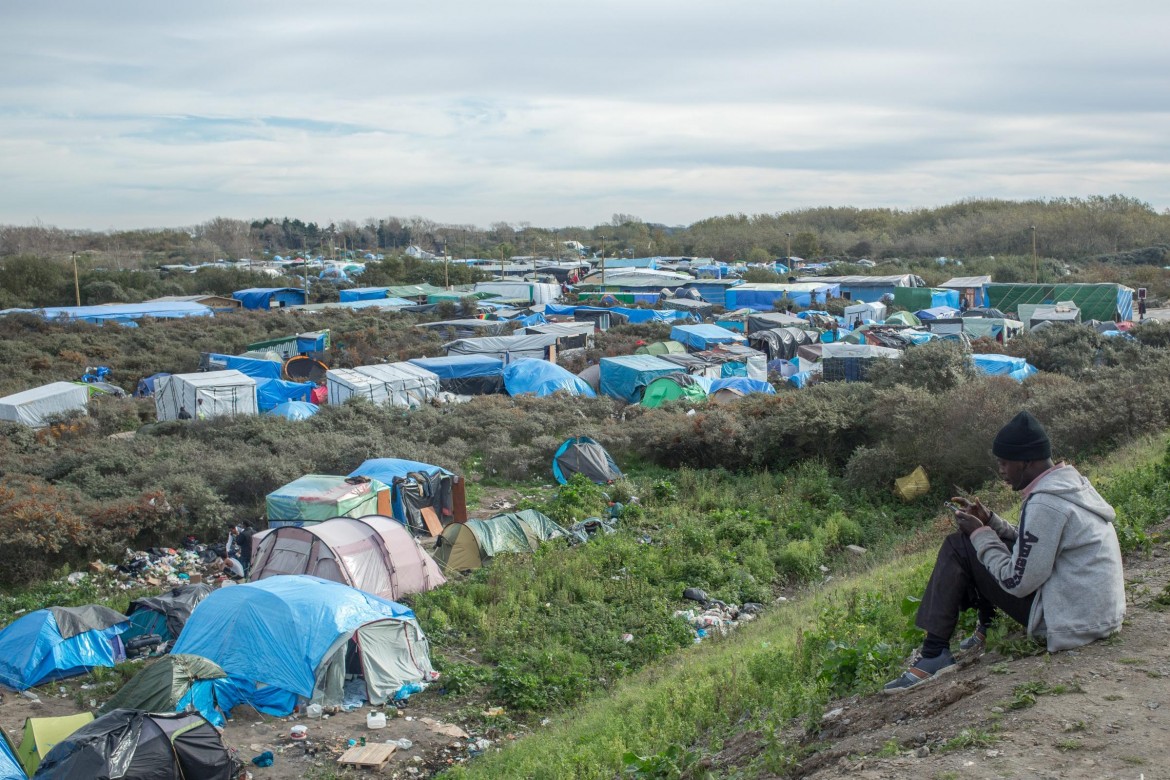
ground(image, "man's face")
xmin=996 ymin=457 xmax=1029 ymax=491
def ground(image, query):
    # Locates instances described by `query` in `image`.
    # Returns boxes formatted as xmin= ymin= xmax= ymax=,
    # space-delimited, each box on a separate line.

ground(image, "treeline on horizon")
xmin=3 ymin=195 xmax=1170 ymax=267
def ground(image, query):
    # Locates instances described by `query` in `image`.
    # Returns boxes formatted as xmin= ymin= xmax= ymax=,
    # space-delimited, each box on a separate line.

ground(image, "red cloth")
xmin=311 ymin=385 xmax=328 ymax=404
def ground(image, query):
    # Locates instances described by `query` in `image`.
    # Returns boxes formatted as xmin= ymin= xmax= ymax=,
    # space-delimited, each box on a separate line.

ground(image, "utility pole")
xmin=444 ymin=245 xmax=450 ymax=289
xmin=71 ymin=251 xmax=80 ymax=306
xmin=500 ymin=244 xmax=506 ymax=279
xmin=1031 ymin=225 xmax=1038 ymax=283
xmin=786 ymin=232 xmax=792 ymax=260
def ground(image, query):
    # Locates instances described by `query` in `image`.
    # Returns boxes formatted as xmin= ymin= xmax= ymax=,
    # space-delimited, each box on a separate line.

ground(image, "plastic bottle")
xmin=367 ymin=710 xmax=387 ymax=730
xmin=306 ymin=703 xmax=323 ymax=719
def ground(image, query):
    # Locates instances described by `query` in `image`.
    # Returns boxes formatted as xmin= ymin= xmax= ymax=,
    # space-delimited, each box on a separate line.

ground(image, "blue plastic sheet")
xmin=0 ymin=610 xmax=128 ymax=690
xmin=708 ymin=378 xmax=776 ymax=396
xmin=265 ymin=401 xmax=320 ymax=420
xmin=206 ymin=354 xmax=282 ymax=380
xmin=254 ymin=378 xmax=315 ymax=411
xmin=669 ymin=324 xmax=743 ymax=350
xmin=503 ymin=359 xmax=596 ymax=398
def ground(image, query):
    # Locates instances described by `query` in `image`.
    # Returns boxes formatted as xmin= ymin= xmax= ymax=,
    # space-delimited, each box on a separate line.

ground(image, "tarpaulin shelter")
xmin=473 ymin=281 xmax=561 ymax=304
xmin=266 ymin=475 xmax=390 ymax=528
xmin=503 ymin=359 xmax=596 ymax=397
xmin=16 ymin=714 xmax=94 ymax=776
xmin=524 ymin=321 xmax=596 ymax=350
xmin=407 ymin=355 xmax=505 ymax=395
xmin=0 ymin=302 xmax=212 ymax=324
xmin=725 ymin=282 xmax=839 ymax=310
xmin=552 ymin=436 xmax=623 ymax=484
xmin=747 ymin=327 xmax=817 ymax=361
xmin=199 ymin=353 xmax=282 ymax=380
xmin=796 ymin=274 xmax=923 ymax=303
xmin=98 ymin=655 xmax=227 ymax=717
xmin=249 ymin=515 xmax=445 ymax=600
xmin=283 ymin=355 xmax=329 ymax=383
xmin=940 ymin=275 xmax=992 ymax=308
xmin=255 ymin=377 xmax=315 ymax=411
xmin=542 ymin=304 xmax=696 ymax=325
xmin=32 ymin=709 xmax=237 ymax=780
xmin=154 ymin=370 xmax=257 ymax=421
xmin=0 ymin=383 xmax=90 ymax=428
xmin=915 ymin=306 xmax=961 ymax=320
xmin=124 ymin=584 xmax=214 ymax=643
xmin=0 ymin=607 xmax=129 ymax=691
xmin=669 ymin=324 xmax=745 ymax=351
xmin=893 ymin=287 xmax=960 ymax=312
xmin=693 ymin=344 xmax=769 ymax=381
xmin=708 ymin=377 xmax=777 ymax=403
xmin=434 ymin=510 xmax=567 ymax=572
xmin=170 ymin=576 xmax=433 ymax=714
xmin=660 ymin=296 xmax=717 ymax=318
xmin=599 ymin=355 xmax=680 ymax=402
xmin=444 ymin=333 xmax=561 ymax=363
xmin=1019 ymin=302 xmax=1081 ymax=329
xmin=987 ymin=283 xmax=1134 ymax=322
xmin=640 ymin=374 xmax=712 ymax=409
xmin=415 ymin=319 xmax=512 ymax=340
xmin=231 ymin=287 xmax=307 ymax=310
xmin=265 ymin=400 xmax=320 ymax=420
xmin=348 ymin=458 xmax=462 ymax=533
xmin=0 ymin=727 xmax=23 ymax=780
xmin=971 ymin=354 xmax=1038 ymax=382
xmin=821 ymin=342 xmax=902 ymax=383
xmin=326 ymin=362 xmax=440 ymax=407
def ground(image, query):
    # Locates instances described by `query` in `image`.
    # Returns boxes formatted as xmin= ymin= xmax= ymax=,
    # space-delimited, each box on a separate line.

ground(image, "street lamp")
xmin=1030 ymin=225 xmax=1038 ymax=283
xmin=71 ymin=251 xmax=80 ymax=306
xmin=443 ymin=245 xmax=450 ymax=289
xmin=785 ymin=232 xmax=792 ymax=260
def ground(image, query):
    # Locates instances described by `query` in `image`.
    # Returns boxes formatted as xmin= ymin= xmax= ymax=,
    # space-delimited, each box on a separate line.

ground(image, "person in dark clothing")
xmin=884 ymin=411 xmax=1125 ymax=692
xmin=237 ymin=526 xmax=255 ymax=572
xmin=177 ymin=406 xmax=192 ymax=420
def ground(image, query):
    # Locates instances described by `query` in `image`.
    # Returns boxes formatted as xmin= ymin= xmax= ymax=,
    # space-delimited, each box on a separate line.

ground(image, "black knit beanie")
xmin=992 ymin=411 xmax=1051 ymax=461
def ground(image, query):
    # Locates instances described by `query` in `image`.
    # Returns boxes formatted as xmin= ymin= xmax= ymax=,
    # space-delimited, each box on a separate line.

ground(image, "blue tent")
xmin=971 ymin=354 xmax=1038 ymax=382
xmin=204 ymin=353 xmax=282 ymax=380
xmin=407 ymin=355 xmax=504 ymax=395
xmin=0 ymin=302 xmax=212 ymax=324
xmin=254 ymin=378 xmax=315 ymax=411
xmin=134 ymin=372 xmax=170 ymax=397
xmin=339 ymin=287 xmax=391 ymax=302
xmin=348 ymin=457 xmax=454 ymax=528
xmin=170 ymin=576 xmax=431 ymax=717
xmin=915 ymin=306 xmax=961 ymax=320
xmin=231 ymin=288 xmax=307 ymax=310
xmin=708 ymin=377 xmax=776 ymax=396
xmin=0 ymin=730 xmax=23 ymax=780
xmin=669 ymin=324 xmax=745 ymax=351
xmin=265 ymin=400 xmax=320 ymax=420
xmin=503 ymin=359 xmax=596 ymax=398
xmin=599 ymin=355 xmax=680 ymax=402
xmin=0 ymin=607 xmax=129 ymax=690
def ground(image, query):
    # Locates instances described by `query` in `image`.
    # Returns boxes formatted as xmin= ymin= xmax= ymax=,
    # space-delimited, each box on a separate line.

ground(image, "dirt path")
xmin=717 ymin=529 xmax=1170 ymax=780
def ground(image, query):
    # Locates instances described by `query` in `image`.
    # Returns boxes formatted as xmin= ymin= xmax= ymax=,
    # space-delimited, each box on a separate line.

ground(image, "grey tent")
xmin=125 ymin=584 xmax=213 ymax=643
xmin=552 ymin=436 xmax=622 ymax=485
xmin=748 ymin=327 xmax=817 ymax=361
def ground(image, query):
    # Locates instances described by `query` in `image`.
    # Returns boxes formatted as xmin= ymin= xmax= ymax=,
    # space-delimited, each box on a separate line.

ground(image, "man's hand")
xmin=954 ymin=508 xmax=985 ymax=536
xmin=951 ymin=496 xmax=990 ymax=523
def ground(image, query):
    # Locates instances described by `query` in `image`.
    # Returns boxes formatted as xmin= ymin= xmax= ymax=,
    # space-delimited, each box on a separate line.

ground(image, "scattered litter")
xmin=483 ymin=707 xmax=505 ymax=717
xmin=388 ymin=738 xmax=413 ymax=750
xmin=846 ymin=544 xmax=868 ymax=556
xmin=621 ymin=633 xmax=634 ymax=643
xmin=822 ymin=708 xmax=845 ymax=721
xmin=66 ymin=572 xmax=87 ymax=585
xmin=289 ymin=725 xmax=308 ymax=740
xmin=367 ymin=710 xmax=387 ymax=729
xmin=421 ymin=717 xmax=469 ymax=739
xmin=250 ymin=751 xmax=274 ymax=768
xmin=682 ymin=587 xmax=709 ymax=604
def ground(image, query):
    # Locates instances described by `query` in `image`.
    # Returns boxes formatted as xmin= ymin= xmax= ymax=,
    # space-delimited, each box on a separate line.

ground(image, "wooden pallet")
xmin=337 ymin=742 xmax=396 ymax=770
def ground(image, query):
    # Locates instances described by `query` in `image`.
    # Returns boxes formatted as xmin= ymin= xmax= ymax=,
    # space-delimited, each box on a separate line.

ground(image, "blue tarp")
xmin=503 ymin=359 xmax=596 ymax=398
xmin=709 ymin=377 xmax=777 ymax=396
xmin=0 ymin=732 xmax=23 ymax=780
xmin=542 ymin=304 xmax=697 ymax=324
xmin=669 ymin=324 xmax=744 ymax=351
xmin=349 ymin=458 xmax=453 ymax=525
xmin=407 ymin=354 xmax=504 ymax=379
xmin=206 ymin=354 xmax=283 ymax=380
xmin=232 ymin=288 xmax=307 ymax=310
xmin=915 ymin=306 xmax=961 ymax=320
xmin=170 ymin=576 xmax=418 ymax=708
xmin=0 ymin=302 xmax=212 ymax=324
xmin=340 ymin=287 xmax=391 ymax=302
xmin=265 ymin=400 xmax=320 ymax=420
xmin=134 ymin=372 xmax=170 ymax=397
xmin=599 ymin=355 xmax=680 ymax=402
xmin=255 ymin=378 xmax=315 ymax=411
xmin=788 ymin=371 xmax=815 ymax=389
xmin=0 ymin=608 xmax=129 ymax=690
xmin=971 ymin=354 xmax=1038 ymax=382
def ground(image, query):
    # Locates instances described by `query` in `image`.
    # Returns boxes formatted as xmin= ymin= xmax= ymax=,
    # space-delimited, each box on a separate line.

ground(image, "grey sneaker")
xmin=883 ymin=649 xmax=956 ymax=692
xmin=959 ymin=624 xmax=988 ymax=654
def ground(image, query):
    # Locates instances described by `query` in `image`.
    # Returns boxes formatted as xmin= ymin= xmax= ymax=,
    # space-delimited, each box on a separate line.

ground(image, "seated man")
xmin=219 ymin=553 xmax=245 ymax=580
xmin=885 ymin=410 xmax=1125 ymax=691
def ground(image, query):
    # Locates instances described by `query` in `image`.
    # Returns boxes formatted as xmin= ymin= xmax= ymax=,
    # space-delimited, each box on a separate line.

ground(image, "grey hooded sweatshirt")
xmin=971 ymin=464 xmax=1125 ymax=651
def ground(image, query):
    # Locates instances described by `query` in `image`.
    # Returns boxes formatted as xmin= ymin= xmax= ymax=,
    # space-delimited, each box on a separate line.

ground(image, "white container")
xmin=367 ymin=711 xmax=387 ymax=730
xmin=306 ymin=703 xmax=323 ymax=719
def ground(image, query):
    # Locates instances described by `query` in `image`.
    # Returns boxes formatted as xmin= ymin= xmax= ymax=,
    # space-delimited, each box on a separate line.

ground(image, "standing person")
xmin=237 ymin=525 xmax=255 ymax=573
xmin=177 ymin=406 xmax=192 ymax=420
xmin=884 ymin=411 xmax=1125 ymax=691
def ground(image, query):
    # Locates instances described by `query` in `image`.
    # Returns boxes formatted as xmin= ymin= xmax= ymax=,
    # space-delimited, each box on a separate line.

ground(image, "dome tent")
xmin=433 ymin=510 xmax=567 ymax=572
xmin=32 ymin=709 xmax=238 ymax=780
xmin=0 ymin=728 xmax=23 ymax=780
xmin=124 ymin=584 xmax=213 ymax=643
xmin=98 ymin=655 xmax=228 ymax=718
xmin=249 ymin=515 xmax=445 ymax=600
xmin=503 ymin=358 xmax=596 ymax=397
xmin=552 ymin=436 xmax=622 ymax=485
xmin=170 ymin=576 xmax=433 ymax=717
xmin=640 ymin=373 xmax=711 ymax=409
xmin=0 ymin=606 xmax=129 ymax=690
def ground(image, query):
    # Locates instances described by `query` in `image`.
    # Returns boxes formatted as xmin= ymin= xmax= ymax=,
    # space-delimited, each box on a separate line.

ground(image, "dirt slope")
xmin=718 ymin=531 xmax=1170 ymax=780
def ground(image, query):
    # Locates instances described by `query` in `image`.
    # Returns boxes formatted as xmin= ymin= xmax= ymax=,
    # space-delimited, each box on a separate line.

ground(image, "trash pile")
xmin=112 ymin=546 xmax=209 ymax=588
xmin=673 ymin=587 xmax=765 ymax=643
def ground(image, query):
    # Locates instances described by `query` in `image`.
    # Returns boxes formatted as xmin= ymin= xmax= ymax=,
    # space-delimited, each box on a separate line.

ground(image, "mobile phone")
xmin=943 ymin=501 xmax=962 ymax=514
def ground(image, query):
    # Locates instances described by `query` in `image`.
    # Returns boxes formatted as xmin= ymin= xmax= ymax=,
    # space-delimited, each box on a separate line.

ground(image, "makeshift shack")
xmin=265 ymin=475 xmax=391 ymax=528
xmin=0 ymin=382 xmax=90 ymax=428
xmin=326 ymin=362 xmax=440 ymax=408
xmin=599 ymin=355 xmax=680 ymax=402
xmin=154 ymin=370 xmax=257 ymax=421
xmin=348 ymin=458 xmax=465 ymax=533
xmin=821 ymin=342 xmax=901 ymax=382
xmin=231 ymin=287 xmax=307 ymax=310
xmin=669 ymin=324 xmax=745 ymax=351
xmin=407 ymin=355 xmax=505 ymax=395
xmin=444 ymin=333 xmax=561 ymax=362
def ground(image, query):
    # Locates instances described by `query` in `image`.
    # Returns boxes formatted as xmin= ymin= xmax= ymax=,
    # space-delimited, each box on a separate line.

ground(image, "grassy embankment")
xmin=439 ymin=433 xmax=1170 ymax=779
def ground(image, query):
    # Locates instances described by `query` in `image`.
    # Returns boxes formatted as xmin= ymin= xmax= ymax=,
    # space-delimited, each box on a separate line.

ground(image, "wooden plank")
xmin=337 ymin=742 xmax=396 ymax=769
xmin=420 ymin=506 xmax=444 ymax=536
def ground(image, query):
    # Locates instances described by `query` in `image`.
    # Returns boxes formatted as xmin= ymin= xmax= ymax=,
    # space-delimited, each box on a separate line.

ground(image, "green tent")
xmin=884 ymin=311 xmax=921 ymax=326
xmin=98 ymin=654 xmax=227 ymax=716
xmin=433 ymin=510 xmax=566 ymax=572
xmin=640 ymin=374 xmax=711 ymax=409
xmin=18 ymin=713 xmax=94 ymax=775
xmin=634 ymin=340 xmax=686 ymax=356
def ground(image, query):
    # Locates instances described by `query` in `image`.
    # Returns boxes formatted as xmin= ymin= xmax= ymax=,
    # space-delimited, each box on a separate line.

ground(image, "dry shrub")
xmin=0 ymin=476 xmax=86 ymax=584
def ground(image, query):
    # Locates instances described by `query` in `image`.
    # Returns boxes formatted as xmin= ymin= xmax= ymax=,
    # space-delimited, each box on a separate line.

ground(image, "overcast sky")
xmin=2 ymin=1 xmax=1169 ymax=231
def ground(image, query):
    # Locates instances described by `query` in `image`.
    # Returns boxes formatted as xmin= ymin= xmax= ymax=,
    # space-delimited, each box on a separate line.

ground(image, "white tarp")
xmin=821 ymin=342 xmax=903 ymax=359
xmin=0 ymin=381 xmax=90 ymax=427
xmin=473 ymin=282 xmax=561 ymax=304
xmin=326 ymin=362 xmax=440 ymax=408
xmin=155 ymin=370 xmax=258 ymax=421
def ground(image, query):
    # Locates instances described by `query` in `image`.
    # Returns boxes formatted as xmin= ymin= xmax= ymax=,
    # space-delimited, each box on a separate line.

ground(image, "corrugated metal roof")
xmin=940 ymin=276 xmax=992 ymax=288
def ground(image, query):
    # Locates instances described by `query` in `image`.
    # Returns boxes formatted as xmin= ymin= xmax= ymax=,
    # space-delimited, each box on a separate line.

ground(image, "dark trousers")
xmin=916 ymin=531 xmax=1035 ymax=641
